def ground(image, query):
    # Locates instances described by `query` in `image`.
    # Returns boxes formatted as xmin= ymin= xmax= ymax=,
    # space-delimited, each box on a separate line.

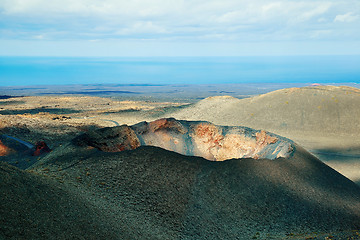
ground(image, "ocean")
xmin=0 ymin=56 xmax=359 ymax=86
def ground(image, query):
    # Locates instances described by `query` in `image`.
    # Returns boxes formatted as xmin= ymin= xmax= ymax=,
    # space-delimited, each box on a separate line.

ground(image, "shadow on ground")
xmin=39 ymin=90 xmax=140 ymax=95
xmin=309 ymin=146 xmax=360 ymax=163
xmin=0 ymin=95 xmax=23 ymax=100
xmin=0 ymin=108 xmax=82 ymax=115
xmin=0 ymin=100 xmax=25 ymax=106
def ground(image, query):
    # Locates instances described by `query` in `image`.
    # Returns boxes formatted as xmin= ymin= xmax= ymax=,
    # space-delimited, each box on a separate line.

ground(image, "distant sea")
xmin=0 ymin=56 xmax=359 ymax=86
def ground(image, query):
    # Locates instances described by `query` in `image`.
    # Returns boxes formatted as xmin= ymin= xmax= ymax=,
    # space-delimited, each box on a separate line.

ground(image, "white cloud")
xmin=0 ymin=0 xmax=359 ymax=42
xmin=0 ymin=0 xmax=182 ymax=18
xmin=334 ymin=12 xmax=359 ymax=23
xmin=33 ymin=34 xmax=45 ymax=39
xmin=116 ymin=21 xmax=168 ymax=35
xmin=293 ymin=3 xmax=332 ymax=23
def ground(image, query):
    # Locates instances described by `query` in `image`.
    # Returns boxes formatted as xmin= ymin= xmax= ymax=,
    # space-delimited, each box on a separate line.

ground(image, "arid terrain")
xmin=166 ymin=85 xmax=360 ymax=185
xmin=1 ymin=84 xmax=360 ymax=239
xmin=1 ymin=84 xmax=359 ymax=183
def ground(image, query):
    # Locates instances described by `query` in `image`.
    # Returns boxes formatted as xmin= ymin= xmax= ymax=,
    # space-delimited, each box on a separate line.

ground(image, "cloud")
xmin=334 ymin=12 xmax=359 ymax=22
xmin=33 ymin=34 xmax=45 ymax=40
xmin=291 ymin=3 xmax=332 ymax=23
xmin=116 ymin=21 xmax=168 ymax=36
xmin=0 ymin=0 xmax=359 ymax=43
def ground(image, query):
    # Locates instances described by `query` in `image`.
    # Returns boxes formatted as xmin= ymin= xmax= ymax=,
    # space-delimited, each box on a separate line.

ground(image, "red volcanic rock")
xmin=33 ymin=141 xmax=52 ymax=156
xmin=256 ymin=130 xmax=278 ymax=145
xmin=74 ymin=118 xmax=294 ymax=161
xmin=0 ymin=140 xmax=12 ymax=156
xmin=73 ymin=125 xmax=140 ymax=152
xmin=148 ymin=118 xmax=187 ymax=134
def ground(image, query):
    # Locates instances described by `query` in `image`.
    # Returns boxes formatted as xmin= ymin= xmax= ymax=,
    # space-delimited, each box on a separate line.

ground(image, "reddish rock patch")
xmin=74 ymin=118 xmax=294 ymax=161
xmin=148 ymin=118 xmax=187 ymax=134
xmin=256 ymin=130 xmax=278 ymax=146
xmin=73 ymin=125 xmax=140 ymax=152
xmin=33 ymin=141 xmax=52 ymax=156
xmin=0 ymin=140 xmax=12 ymax=156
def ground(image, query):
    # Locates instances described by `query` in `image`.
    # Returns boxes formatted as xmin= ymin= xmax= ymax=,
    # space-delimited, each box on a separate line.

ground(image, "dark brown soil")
xmin=4 ymin=142 xmax=355 ymax=239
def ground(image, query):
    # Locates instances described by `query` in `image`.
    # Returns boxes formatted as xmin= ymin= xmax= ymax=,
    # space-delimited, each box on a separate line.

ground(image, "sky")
xmin=0 ymin=0 xmax=360 ymax=56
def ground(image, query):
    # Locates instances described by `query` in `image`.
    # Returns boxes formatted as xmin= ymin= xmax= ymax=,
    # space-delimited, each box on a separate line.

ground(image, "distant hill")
xmin=166 ymin=86 xmax=360 ymax=148
xmin=167 ymin=86 xmax=360 ymax=135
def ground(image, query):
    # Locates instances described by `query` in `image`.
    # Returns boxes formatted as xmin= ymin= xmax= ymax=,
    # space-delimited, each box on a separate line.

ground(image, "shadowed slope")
xmin=0 ymin=135 xmax=52 ymax=169
xmin=0 ymin=162 xmax=123 ymax=240
xmin=25 ymin=126 xmax=360 ymax=239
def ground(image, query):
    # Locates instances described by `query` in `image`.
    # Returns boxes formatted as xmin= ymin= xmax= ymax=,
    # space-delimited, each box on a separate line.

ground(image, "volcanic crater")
xmin=74 ymin=118 xmax=294 ymax=161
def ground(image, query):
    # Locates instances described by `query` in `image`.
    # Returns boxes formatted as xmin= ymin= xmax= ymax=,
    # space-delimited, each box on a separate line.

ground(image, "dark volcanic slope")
xmin=23 ymin=139 xmax=360 ymax=239
xmin=0 ymin=162 xmax=123 ymax=240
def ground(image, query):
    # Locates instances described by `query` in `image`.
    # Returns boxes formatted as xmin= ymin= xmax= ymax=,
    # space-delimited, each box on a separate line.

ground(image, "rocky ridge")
xmin=73 ymin=118 xmax=294 ymax=161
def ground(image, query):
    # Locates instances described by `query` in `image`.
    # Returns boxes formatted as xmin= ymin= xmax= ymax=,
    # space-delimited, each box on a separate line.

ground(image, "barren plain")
xmin=1 ymin=84 xmax=360 ymax=239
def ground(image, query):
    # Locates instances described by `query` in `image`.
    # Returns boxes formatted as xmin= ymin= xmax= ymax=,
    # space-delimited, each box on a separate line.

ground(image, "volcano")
xmin=1 ymin=118 xmax=354 ymax=239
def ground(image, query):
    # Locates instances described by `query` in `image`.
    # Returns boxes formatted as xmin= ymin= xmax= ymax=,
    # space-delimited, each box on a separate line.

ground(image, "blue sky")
xmin=0 ymin=0 xmax=359 ymax=56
